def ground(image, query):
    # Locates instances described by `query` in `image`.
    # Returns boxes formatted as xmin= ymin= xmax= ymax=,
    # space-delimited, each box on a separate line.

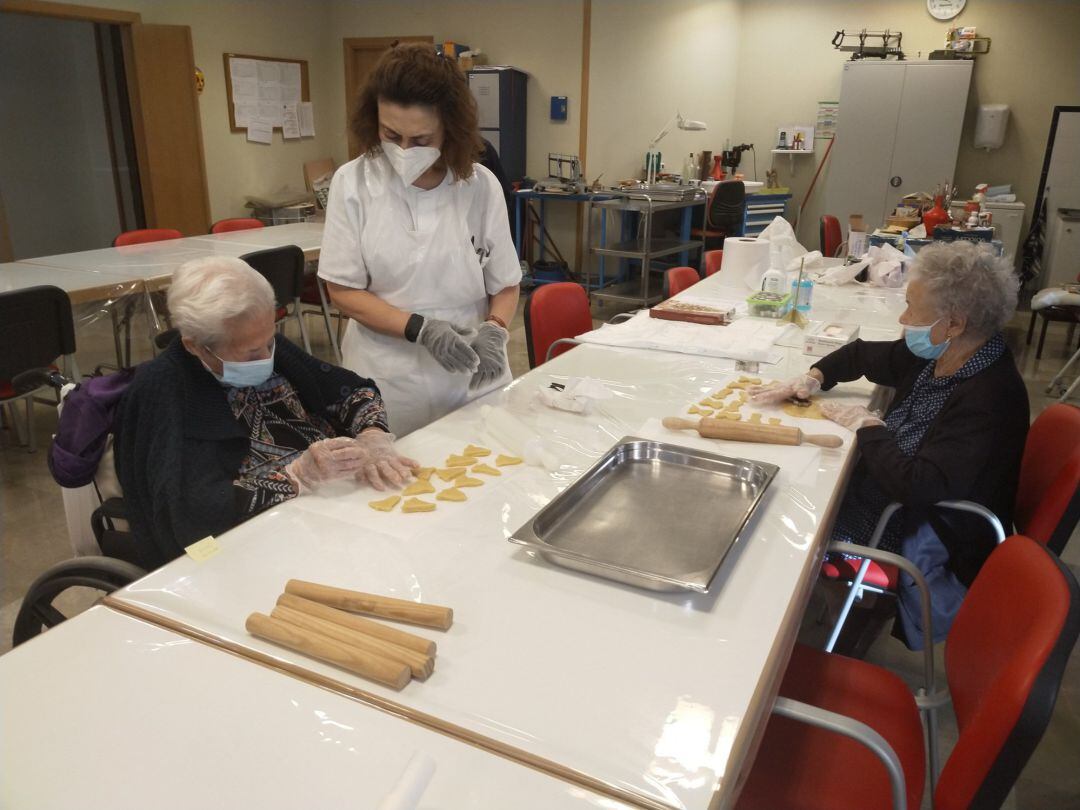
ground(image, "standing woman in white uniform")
xmin=318 ymin=44 xmax=521 ymax=436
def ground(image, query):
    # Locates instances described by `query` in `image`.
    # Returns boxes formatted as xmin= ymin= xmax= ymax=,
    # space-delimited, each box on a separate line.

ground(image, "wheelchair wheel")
xmin=12 ymin=556 xmax=146 ymax=647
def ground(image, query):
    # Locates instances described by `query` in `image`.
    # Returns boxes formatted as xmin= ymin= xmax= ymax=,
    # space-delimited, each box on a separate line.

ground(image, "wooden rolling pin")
xmin=663 ymin=416 xmax=844 ymax=448
xmin=272 ymin=604 xmax=434 ymax=680
xmin=245 ymin=612 xmax=410 ymax=690
xmin=277 ymin=592 xmax=436 ymax=657
xmin=285 ymin=579 xmax=454 ymax=631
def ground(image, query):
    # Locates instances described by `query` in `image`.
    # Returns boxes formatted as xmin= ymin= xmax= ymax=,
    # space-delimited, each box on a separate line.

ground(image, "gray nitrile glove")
xmin=469 ymin=322 xmax=509 ymax=390
xmin=417 ymin=318 xmax=479 ymax=373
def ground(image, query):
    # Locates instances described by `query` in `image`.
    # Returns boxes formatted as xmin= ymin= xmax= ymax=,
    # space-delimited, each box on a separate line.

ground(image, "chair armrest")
xmin=829 ymin=541 xmax=936 ymax=698
xmin=936 ymin=500 xmax=1006 ymax=543
xmin=772 ymin=696 xmax=908 ymax=810
xmin=607 ymin=312 xmax=636 ymax=324
xmin=10 ymin=368 xmax=69 ymax=395
xmin=544 ymin=338 xmax=584 ymax=363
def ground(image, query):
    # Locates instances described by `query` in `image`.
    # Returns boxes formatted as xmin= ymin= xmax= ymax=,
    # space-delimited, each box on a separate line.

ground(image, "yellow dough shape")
xmin=781 ymin=399 xmax=827 ymax=420
xmin=725 ymin=401 xmax=741 ymax=411
xmin=496 ymin=454 xmax=523 ymax=466
xmin=436 ymin=466 xmax=469 ymax=482
xmin=688 ymin=404 xmax=713 ymax=416
xmin=748 ymin=413 xmax=763 ymax=424
xmin=738 ymin=375 xmax=762 ymax=384
xmin=368 ymin=495 xmax=401 ymax=512
xmin=471 ymin=463 xmax=501 ymax=476
xmin=768 ymin=417 xmax=782 ymax=425
xmin=402 ymin=479 xmax=436 ymax=496
xmin=402 ymin=497 xmax=436 ymax=513
xmin=463 ymin=444 xmax=492 ymax=458
xmin=728 ymin=381 xmax=748 ymax=390
xmin=445 ymin=454 xmax=476 ymax=468
xmin=455 ymin=476 xmax=484 ymax=488
xmin=437 ymin=487 xmax=467 ymax=502
xmin=413 ymin=467 xmax=435 ymax=482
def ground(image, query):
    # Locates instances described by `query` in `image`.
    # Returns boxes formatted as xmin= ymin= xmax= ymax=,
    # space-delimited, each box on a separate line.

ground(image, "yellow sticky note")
xmin=402 ymin=479 xmax=436 ymax=496
xmin=437 ymin=487 xmax=467 ymax=502
xmin=402 ymin=497 xmax=436 ymax=513
xmin=463 ymin=444 xmax=492 ymax=458
xmin=368 ymin=495 xmax=401 ymax=512
xmin=495 ymin=454 xmax=522 ymax=467
xmin=185 ymin=536 xmax=221 ymax=562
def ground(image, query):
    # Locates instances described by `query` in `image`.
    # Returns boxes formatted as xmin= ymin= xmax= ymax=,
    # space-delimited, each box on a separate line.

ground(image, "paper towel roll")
xmin=719 ymin=237 xmax=771 ymax=290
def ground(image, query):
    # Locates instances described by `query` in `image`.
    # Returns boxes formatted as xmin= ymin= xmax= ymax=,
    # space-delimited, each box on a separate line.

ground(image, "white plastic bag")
xmin=757 ymin=216 xmax=808 ymax=272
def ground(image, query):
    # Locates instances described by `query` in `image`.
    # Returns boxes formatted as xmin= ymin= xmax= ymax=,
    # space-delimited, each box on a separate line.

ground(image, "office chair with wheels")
xmin=210 ymin=218 xmax=265 ymax=234
xmin=0 ymin=285 xmax=78 ymax=453
xmin=240 ymin=245 xmax=312 ymax=353
xmin=691 ymin=181 xmax=745 ymax=250
xmin=738 ymin=534 xmax=1080 ymax=810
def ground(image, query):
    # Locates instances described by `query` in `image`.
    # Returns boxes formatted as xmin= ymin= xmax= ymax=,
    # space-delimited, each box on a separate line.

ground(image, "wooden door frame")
xmin=343 ymin=36 xmax=433 ymax=159
xmin=0 ymin=0 xmax=140 ymax=25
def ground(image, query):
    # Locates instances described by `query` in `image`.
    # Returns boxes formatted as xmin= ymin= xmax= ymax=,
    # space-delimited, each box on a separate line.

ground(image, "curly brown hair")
xmin=351 ymin=43 xmax=483 ymax=181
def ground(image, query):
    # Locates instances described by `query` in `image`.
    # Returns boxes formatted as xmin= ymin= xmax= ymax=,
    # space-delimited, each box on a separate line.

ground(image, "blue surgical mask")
xmin=904 ymin=319 xmax=949 ymax=360
xmin=205 ymin=343 xmax=275 ymax=387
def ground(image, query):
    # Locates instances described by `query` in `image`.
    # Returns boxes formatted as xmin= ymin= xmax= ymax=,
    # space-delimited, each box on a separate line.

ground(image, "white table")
xmin=0 ymin=261 xmax=144 ymax=306
xmin=105 ymin=298 xmax=899 ymax=810
xmin=188 ymin=222 xmax=324 ymax=260
xmin=0 ymin=606 xmax=635 ymax=810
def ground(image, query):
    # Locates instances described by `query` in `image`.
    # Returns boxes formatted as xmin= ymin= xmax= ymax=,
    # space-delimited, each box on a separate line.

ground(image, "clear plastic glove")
xmin=418 ymin=318 xmax=479 ymax=373
xmin=469 ymin=322 xmax=509 ymax=391
xmin=748 ymin=373 xmax=822 ymax=405
xmin=284 ymin=436 xmax=370 ymax=494
xmin=352 ymin=430 xmax=419 ymax=491
xmin=820 ymin=401 xmax=885 ymax=431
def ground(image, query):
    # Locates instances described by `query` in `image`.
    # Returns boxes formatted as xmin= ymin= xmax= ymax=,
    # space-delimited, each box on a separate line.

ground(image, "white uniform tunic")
xmin=318 ymin=153 xmax=521 ymax=436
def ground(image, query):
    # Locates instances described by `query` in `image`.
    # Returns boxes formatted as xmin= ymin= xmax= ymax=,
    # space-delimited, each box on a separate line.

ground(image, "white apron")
xmin=342 ymin=180 xmax=510 ymax=437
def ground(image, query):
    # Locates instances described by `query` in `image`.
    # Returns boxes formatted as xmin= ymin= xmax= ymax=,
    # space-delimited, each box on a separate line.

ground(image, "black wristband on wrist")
xmin=404 ymin=313 xmax=425 ymax=343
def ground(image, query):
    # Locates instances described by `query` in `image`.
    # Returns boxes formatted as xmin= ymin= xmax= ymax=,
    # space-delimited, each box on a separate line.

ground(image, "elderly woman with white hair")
xmin=114 ymin=256 xmax=416 ymax=569
xmin=751 ymin=241 xmax=1029 ymax=649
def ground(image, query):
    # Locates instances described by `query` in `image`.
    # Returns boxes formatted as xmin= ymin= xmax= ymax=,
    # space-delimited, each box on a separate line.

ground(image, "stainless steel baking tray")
xmin=509 ymin=437 xmax=778 ymax=593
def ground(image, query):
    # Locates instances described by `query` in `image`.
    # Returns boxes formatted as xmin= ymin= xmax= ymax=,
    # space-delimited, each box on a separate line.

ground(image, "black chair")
xmin=0 ymin=285 xmax=77 ymax=452
xmin=691 ymin=181 xmax=746 ymax=250
xmin=240 ymin=245 xmax=311 ymax=352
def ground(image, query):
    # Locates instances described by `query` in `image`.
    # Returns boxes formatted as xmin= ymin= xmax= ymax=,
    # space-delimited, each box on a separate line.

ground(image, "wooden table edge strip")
xmin=101 ymin=596 xmax=677 ymax=810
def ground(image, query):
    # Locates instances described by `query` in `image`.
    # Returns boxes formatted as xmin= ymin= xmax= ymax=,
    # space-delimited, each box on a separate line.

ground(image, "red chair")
xmin=691 ymin=181 xmax=745 ymax=250
xmin=823 ymin=403 xmax=1080 ymax=650
xmin=523 ymin=282 xmax=593 ymax=368
xmin=210 ymin=218 xmax=265 ymax=234
xmin=665 ymin=266 xmax=700 ymax=298
xmin=704 ymin=249 xmax=723 ymax=276
xmin=738 ymin=535 xmax=1080 ymax=810
xmin=112 ymin=228 xmax=182 ymax=247
xmin=820 ymin=214 xmax=843 ymax=258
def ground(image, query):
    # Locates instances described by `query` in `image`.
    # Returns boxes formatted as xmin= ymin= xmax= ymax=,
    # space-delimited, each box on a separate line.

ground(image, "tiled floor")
xmin=1 ymin=298 xmax=1077 ymax=807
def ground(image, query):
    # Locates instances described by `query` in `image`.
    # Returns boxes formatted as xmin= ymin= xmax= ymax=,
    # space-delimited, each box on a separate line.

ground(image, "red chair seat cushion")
xmin=820 ymin=556 xmax=898 ymax=589
xmin=737 ymin=644 xmax=925 ymax=810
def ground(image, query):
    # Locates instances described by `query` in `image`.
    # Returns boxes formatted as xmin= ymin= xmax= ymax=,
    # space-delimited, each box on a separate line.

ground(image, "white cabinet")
xmin=983 ymin=201 xmax=1025 ymax=268
xmin=825 ymin=60 xmax=973 ymax=228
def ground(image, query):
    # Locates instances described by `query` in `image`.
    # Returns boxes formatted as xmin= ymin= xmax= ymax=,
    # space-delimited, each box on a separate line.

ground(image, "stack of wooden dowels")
xmin=245 ymin=579 xmax=453 ymax=691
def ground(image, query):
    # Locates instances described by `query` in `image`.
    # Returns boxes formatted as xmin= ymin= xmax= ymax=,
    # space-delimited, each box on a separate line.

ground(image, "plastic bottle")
xmin=761 ymin=268 xmax=786 ymax=294
xmin=791 ymin=274 xmax=814 ymax=313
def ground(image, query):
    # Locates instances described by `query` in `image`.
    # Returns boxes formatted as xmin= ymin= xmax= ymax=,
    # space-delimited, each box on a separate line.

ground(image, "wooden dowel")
xmin=284 ymin=579 xmax=453 ymax=631
xmin=272 ymin=604 xmax=434 ymax=680
xmin=245 ymin=612 xmax=410 ymax=691
xmin=277 ymin=592 xmax=436 ymax=657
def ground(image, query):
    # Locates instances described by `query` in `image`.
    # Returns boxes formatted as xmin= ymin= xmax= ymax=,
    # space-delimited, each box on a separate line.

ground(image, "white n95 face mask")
xmin=382 ymin=141 xmax=441 ymax=186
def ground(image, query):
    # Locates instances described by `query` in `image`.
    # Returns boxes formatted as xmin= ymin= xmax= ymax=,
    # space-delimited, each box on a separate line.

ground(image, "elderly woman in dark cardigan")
xmin=115 ymin=257 xmax=417 ymax=570
xmin=751 ymin=241 xmax=1028 ymax=648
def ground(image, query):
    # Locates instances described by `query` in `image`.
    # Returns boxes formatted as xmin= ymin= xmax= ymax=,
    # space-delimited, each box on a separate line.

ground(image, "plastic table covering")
xmin=106 ymin=339 xmax=884 ymax=810
xmin=0 ymin=605 xmax=636 ymax=810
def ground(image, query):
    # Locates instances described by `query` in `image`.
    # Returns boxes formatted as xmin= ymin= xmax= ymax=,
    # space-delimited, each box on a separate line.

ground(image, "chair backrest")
xmin=704 ymin=249 xmax=723 ymax=276
xmin=707 ymin=180 xmax=746 ymax=234
xmin=665 ymin=266 xmax=700 ymax=298
xmin=523 ymin=282 xmax=593 ymax=368
xmin=210 ymin=218 xmax=265 ymax=234
xmin=1014 ymin=403 xmax=1080 ymax=554
xmin=112 ymin=228 xmax=182 ymax=247
xmin=240 ymin=245 xmax=306 ymax=303
xmin=0 ymin=286 xmax=76 ymax=381
xmin=937 ymin=535 xmax=1080 ymax=810
xmin=820 ymin=215 xmax=842 ymax=258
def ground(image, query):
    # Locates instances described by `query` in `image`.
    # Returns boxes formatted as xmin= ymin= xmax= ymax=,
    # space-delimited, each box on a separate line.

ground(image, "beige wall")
xmin=63 ymin=0 xmax=338 ymax=224
xmin=734 ymin=0 xmax=1080 ymax=245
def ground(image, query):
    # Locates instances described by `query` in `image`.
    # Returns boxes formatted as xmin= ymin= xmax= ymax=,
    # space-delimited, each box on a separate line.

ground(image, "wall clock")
xmin=927 ymin=0 xmax=966 ymax=20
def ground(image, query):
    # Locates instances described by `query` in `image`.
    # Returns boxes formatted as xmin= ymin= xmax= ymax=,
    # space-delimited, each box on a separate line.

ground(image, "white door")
xmin=825 ymin=62 xmax=906 ymax=228
xmin=887 ymin=62 xmax=973 ymax=211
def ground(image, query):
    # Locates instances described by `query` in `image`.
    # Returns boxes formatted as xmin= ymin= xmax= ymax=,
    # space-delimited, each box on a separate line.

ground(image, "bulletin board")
xmin=223 ymin=53 xmax=310 ymax=132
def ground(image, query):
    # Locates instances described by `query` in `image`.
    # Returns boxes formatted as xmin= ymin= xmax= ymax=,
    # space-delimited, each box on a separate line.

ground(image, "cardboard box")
xmin=804 ymin=322 xmax=860 ymax=357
